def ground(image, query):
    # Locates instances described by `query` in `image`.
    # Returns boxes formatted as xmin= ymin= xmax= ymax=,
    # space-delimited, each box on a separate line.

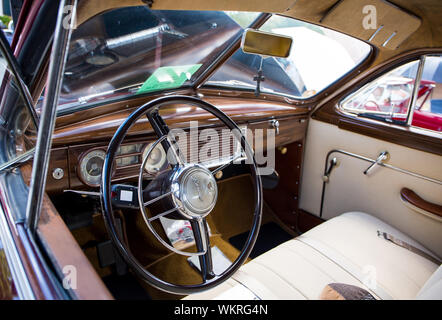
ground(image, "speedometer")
xmin=79 ymin=149 xmax=106 ymax=187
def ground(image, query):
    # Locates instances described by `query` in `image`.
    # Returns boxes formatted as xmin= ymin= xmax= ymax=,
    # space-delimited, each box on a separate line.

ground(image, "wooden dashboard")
xmin=45 ymin=95 xmax=309 ymax=194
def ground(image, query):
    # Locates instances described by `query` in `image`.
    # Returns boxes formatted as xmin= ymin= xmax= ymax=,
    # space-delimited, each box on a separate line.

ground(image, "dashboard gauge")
xmin=141 ymin=142 xmax=166 ymax=174
xmin=79 ymin=149 xmax=106 ymax=187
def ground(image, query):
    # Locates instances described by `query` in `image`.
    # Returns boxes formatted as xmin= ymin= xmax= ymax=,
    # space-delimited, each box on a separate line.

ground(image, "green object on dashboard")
xmin=136 ymin=64 xmax=202 ymax=94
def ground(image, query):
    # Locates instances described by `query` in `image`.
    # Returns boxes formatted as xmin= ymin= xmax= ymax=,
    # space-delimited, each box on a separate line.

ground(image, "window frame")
xmin=338 ymin=54 xmax=442 ymax=136
xmin=310 ymin=48 xmax=442 ymax=156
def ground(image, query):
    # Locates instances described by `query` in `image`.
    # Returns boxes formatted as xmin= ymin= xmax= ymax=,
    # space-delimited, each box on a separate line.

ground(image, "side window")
xmin=413 ymin=55 xmax=442 ymax=132
xmin=0 ymin=44 xmax=36 ymax=166
xmin=341 ymin=60 xmax=419 ymax=125
xmin=0 ymin=36 xmax=36 ymax=223
xmin=341 ymin=55 xmax=442 ymax=133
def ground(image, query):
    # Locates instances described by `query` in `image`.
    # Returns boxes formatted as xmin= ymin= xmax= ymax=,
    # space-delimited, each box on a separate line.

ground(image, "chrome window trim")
xmin=0 ymin=203 xmax=35 ymax=299
xmin=406 ymin=55 xmax=426 ymax=126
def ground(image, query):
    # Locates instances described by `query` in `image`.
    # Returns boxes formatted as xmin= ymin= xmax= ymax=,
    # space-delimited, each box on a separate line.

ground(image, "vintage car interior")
xmin=1 ymin=0 xmax=441 ymax=300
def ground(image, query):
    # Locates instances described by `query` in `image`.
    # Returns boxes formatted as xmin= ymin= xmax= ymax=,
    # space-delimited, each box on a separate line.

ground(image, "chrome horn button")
xmin=171 ymin=164 xmax=218 ymax=219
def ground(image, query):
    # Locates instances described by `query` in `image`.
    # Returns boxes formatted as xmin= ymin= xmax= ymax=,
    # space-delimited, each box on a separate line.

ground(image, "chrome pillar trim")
xmin=406 ymin=55 xmax=426 ymax=126
xmin=26 ymin=0 xmax=77 ymax=232
xmin=0 ymin=204 xmax=35 ymax=299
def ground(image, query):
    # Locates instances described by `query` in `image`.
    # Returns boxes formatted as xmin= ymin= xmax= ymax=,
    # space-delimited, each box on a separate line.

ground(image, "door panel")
xmin=300 ymin=119 xmax=442 ymax=257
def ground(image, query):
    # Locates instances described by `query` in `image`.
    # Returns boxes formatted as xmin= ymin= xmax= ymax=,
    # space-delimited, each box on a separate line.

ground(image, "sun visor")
xmin=150 ymin=0 xmax=296 ymax=13
xmin=77 ymin=0 xmax=297 ymax=26
xmin=319 ymin=0 xmax=421 ymax=50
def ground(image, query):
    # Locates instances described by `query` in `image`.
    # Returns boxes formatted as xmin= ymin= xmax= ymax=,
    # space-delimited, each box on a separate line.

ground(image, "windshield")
xmin=205 ymin=15 xmax=371 ymax=99
xmin=56 ymin=8 xmax=259 ymax=112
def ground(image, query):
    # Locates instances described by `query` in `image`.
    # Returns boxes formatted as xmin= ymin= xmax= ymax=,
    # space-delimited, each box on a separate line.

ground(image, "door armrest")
xmin=400 ymin=188 xmax=442 ymax=218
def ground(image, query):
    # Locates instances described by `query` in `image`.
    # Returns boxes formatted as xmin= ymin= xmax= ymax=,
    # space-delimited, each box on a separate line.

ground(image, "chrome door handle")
xmin=269 ymin=119 xmax=280 ymax=135
xmin=364 ymin=151 xmax=389 ymax=175
xmin=322 ymin=157 xmax=338 ymax=183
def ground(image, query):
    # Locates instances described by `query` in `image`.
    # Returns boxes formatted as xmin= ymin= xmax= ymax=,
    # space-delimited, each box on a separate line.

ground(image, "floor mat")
xmin=229 ymin=222 xmax=294 ymax=259
xmin=102 ymin=273 xmax=151 ymax=300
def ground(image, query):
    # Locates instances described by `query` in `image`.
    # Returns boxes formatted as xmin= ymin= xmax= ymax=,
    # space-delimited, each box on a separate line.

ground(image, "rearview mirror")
xmin=241 ymin=29 xmax=292 ymax=58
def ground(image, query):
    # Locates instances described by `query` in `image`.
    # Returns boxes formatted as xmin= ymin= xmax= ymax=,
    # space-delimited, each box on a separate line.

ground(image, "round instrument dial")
xmin=141 ymin=143 xmax=166 ymax=174
xmin=79 ymin=149 xmax=106 ymax=187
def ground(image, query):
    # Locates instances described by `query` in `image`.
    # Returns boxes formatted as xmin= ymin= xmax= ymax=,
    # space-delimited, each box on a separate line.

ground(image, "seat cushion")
xmin=186 ymin=212 xmax=440 ymax=300
xmin=416 ymin=265 xmax=442 ymax=300
xmin=299 ymin=212 xmax=439 ymax=299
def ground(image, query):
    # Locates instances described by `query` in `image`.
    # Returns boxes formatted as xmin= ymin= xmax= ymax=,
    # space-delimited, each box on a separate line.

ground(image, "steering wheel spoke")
xmin=146 ymin=109 xmax=187 ymax=168
xmin=143 ymin=190 xmax=173 ymax=207
xmin=190 ymin=218 xmax=215 ymax=281
xmin=146 ymin=206 xmax=180 ymax=222
xmin=211 ymin=153 xmax=242 ymax=175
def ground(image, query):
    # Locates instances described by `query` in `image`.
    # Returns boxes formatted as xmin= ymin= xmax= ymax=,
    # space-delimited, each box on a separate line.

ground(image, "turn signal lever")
xmin=364 ymin=151 xmax=389 ymax=175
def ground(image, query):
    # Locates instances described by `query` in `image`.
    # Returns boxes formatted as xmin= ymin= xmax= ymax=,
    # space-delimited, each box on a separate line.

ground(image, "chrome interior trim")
xmin=382 ymin=32 xmax=397 ymax=47
xmin=407 ymin=55 xmax=426 ymax=126
xmin=0 ymin=148 xmax=35 ymax=174
xmin=137 ymin=136 xmax=207 ymax=257
xmin=363 ymin=151 xmax=389 ymax=175
xmin=63 ymin=189 xmax=100 ymax=197
xmin=368 ymin=25 xmax=384 ymax=42
xmin=26 ymin=0 xmax=77 ymax=232
xmin=319 ymin=149 xmax=442 ymax=217
xmin=328 ymin=149 xmax=442 ymax=184
xmin=0 ymin=204 xmax=35 ymax=299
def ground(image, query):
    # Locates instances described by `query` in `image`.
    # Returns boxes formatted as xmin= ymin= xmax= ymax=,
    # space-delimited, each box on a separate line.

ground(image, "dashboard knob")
xmin=52 ymin=168 xmax=64 ymax=180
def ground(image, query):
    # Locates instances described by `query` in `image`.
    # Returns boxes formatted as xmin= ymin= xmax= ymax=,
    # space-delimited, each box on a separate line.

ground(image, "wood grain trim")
xmin=46 ymin=148 xmax=69 ymax=194
xmin=61 ymin=115 xmax=307 ymax=192
xmin=313 ymin=48 xmax=442 ymax=155
xmin=337 ymin=117 xmax=442 ymax=156
xmin=400 ymin=187 xmax=442 ymax=218
xmin=263 ymin=141 xmax=304 ymax=231
xmin=51 ymin=97 xmax=308 ymax=146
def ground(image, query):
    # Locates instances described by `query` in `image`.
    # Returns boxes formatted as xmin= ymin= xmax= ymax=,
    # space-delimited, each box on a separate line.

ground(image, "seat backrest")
xmin=416 ymin=265 xmax=442 ymax=300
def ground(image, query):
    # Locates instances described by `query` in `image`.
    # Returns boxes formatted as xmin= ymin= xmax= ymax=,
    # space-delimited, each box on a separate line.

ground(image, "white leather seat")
xmin=186 ymin=212 xmax=441 ymax=300
xmin=416 ymin=265 xmax=442 ymax=300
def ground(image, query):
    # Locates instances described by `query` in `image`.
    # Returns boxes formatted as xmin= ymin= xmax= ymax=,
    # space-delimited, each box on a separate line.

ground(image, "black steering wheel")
xmin=101 ymin=95 xmax=262 ymax=295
